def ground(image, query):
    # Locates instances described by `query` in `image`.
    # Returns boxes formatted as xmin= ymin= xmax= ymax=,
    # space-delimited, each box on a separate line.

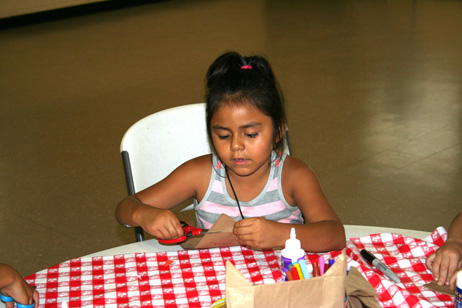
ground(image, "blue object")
xmin=17 ymin=303 xmax=36 ymax=308
xmin=297 ymin=259 xmax=311 ymax=279
xmin=1 ymin=294 xmax=35 ymax=307
xmin=0 ymin=294 xmax=14 ymax=302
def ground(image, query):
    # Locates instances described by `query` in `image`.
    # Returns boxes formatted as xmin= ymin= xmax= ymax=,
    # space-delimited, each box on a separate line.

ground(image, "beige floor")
xmin=1 ymin=0 xmax=461 ymax=277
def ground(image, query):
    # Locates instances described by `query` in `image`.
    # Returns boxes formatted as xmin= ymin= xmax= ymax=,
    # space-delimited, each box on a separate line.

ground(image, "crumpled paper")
xmin=180 ymin=214 xmax=239 ymax=249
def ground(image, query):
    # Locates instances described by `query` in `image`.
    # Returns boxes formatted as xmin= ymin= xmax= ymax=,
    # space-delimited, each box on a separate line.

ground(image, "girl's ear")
xmin=275 ymin=122 xmax=286 ymax=144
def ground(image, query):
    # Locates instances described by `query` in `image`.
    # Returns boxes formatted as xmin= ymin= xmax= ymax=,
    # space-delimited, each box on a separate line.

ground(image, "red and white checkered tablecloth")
xmin=304 ymin=226 xmax=453 ymax=308
xmin=25 ymin=246 xmax=282 ymax=308
xmin=25 ymin=227 xmax=454 ymax=308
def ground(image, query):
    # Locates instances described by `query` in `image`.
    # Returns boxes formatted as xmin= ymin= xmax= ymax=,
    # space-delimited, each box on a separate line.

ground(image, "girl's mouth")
xmin=233 ymin=158 xmax=249 ymax=166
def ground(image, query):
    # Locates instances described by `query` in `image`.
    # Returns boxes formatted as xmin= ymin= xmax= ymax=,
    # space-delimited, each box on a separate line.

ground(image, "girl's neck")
xmin=225 ymin=161 xmax=272 ymax=202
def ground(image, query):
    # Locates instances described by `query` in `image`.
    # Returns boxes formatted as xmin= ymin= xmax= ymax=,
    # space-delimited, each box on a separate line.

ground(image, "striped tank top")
xmin=194 ymin=151 xmax=304 ymax=229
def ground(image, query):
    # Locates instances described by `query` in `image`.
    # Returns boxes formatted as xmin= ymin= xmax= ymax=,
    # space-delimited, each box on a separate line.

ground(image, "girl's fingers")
xmin=425 ymin=253 xmax=435 ymax=270
xmin=162 ymin=222 xmax=184 ymax=239
xmin=431 ymin=254 xmax=442 ymax=282
xmin=437 ymin=258 xmax=449 ymax=285
xmin=445 ymin=255 xmax=460 ymax=286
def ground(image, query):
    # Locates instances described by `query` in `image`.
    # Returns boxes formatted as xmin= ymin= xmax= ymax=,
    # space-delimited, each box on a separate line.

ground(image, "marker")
xmin=285 ymin=263 xmax=295 ymax=281
xmin=285 ymin=268 xmax=294 ymax=281
xmin=329 ymin=258 xmax=335 ymax=267
xmin=293 ymin=262 xmax=304 ymax=279
xmin=312 ymin=261 xmax=320 ymax=277
xmin=298 ymin=259 xmax=310 ymax=279
xmin=360 ymin=249 xmax=401 ymax=283
xmin=291 ymin=265 xmax=301 ymax=280
xmin=319 ymin=256 xmax=325 ymax=275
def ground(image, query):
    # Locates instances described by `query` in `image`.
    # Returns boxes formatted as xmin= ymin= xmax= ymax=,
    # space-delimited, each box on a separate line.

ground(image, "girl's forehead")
xmin=214 ymin=101 xmax=264 ymax=116
xmin=213 ymin=103 xmax=267 ymax=119
xmin=211 ymin=103 xmax=273 ymax=128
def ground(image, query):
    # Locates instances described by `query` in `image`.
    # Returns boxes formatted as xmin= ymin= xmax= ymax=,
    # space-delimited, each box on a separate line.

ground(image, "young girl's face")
xmin=210 ymin=102 xmax=275 ymax=178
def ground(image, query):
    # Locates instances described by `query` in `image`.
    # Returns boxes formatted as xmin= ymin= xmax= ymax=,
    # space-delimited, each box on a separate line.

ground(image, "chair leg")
xmin=135 ymin=226 xmax=145 ymax=242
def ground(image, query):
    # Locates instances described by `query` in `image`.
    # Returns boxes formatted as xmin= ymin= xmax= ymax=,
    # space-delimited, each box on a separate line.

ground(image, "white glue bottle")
xmin=281 ymin=228 xmax=305 ymax=279
xmin=456 ymin=270 xmax=462 ymax=308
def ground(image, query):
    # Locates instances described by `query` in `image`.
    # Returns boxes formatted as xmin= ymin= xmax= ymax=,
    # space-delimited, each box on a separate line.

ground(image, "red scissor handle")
xmin=158 ymin=221 xmax=206 ymax=244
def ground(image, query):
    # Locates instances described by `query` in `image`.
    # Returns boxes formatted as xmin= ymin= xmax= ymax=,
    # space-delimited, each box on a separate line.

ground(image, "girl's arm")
xmin=426 ymin=212 xmax=462 ymax=289
xmin=115 ymin=155 xmax=212 ymax=240
xmin=275 ymin=156 xmax=346 ymax=252
xmin=234 ymin=156 xmax=346 ymax=252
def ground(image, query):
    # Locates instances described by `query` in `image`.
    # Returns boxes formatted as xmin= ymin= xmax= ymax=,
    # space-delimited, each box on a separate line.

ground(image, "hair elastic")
xmin=240 ymin=65 xmax=252 ymax=70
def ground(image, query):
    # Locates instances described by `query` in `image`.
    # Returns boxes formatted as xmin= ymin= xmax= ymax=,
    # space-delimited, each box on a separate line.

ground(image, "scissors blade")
xmin=198 ymin=230 xmax=223 ymax=236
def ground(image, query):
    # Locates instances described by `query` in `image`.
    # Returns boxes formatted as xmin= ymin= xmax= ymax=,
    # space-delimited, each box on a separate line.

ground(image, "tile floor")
xmin=0 ymin=0 xmax=461 ymax=277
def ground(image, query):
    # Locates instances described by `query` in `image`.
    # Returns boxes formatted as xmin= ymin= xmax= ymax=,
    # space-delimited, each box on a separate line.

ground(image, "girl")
xmin=116 ymin=51 xmax=346 ymax=252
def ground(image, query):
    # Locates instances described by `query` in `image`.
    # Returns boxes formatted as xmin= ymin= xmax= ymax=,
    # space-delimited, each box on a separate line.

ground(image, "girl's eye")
xmin=246 ymin=133 xmax=259 ymax=138
xmin=218 ymin=135 xmax=230 ymax=140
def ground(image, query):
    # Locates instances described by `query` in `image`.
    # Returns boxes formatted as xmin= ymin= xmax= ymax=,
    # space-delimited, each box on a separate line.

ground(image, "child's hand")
xmin=138 ymin=207 xmax=184 ymax=241
xmin=425 ymin=238 xmax=462 ymax=289
xmin=233 ymin=217 xmax=282 ymax=249
xmin=0 ymin=264 xmax=39 ymax=308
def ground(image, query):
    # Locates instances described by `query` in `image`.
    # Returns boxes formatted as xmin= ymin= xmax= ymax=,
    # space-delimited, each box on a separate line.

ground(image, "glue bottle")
xmin=456 ymin=270 xmax=462 ymax=308
xmin=281 ymin=228 xmax=305 ymax=280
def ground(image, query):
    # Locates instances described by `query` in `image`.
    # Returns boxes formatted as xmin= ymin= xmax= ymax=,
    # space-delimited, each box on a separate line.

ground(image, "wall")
xmin=0 ymin=0 xmax=108 ymax=18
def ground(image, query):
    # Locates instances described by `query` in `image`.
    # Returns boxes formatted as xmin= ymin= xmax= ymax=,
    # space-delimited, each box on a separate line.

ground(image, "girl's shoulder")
xmin=282 ymin=155 xmax=313 ymax=174
xmin=180 ymin=154 xmax=213 ymax=172
xmin=168 ymin=153 xmax=213 ymax=190
xmin=180 ymin=154 xmax=213 ymax=200
xmin=281 ymin=155 xmax=320 ymax=187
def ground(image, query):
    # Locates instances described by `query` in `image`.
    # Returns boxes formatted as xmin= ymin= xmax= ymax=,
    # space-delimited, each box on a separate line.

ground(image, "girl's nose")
xmin=231 ymin=136 xmax=244 ymax=151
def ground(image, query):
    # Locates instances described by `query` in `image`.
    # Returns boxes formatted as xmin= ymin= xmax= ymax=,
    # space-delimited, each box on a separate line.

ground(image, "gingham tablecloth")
xmin=25 ymin=227 xmax=454 ymax=308
xmin=25 ymin=246 xmax=281 ymax=308
xmin=305 ymin=226 xmax=453 ymax=308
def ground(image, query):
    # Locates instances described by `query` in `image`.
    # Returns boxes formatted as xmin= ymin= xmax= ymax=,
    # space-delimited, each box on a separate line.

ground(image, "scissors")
xmin=0 ymin=294 xmax=36 ymax=308
xmin=158 ymin=220 xmax=221 ymax=244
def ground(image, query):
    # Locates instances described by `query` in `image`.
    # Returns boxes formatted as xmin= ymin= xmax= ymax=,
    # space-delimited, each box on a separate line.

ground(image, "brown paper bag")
xmin=225 ymin=252 xmax=347 ymax=308
xmin=181 ymin=214 xmax=240 ymax=249
xmin=346 ymin=267 xmax=381 ymax=308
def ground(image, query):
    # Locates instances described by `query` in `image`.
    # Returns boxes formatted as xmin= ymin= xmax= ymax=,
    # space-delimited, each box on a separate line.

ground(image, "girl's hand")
xmin=137 ymin=207 xmax=184 ymax=241
xmin=425 ymin=238 xmax=462 ymax=289
xmin=233 ymin=217 xmax=282 ymax=249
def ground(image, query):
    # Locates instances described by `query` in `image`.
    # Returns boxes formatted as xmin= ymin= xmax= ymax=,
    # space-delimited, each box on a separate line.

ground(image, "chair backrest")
xmin=121 ymin=103 xmax=212 ymax=194
xmin=120 ymin=103 xmax=212 ymax=241
xmin=120 ymin=103 xmax=292 ymax=242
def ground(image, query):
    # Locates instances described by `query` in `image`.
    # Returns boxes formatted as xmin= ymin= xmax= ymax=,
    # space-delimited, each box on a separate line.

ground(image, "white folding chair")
xmin=120 ymin=103 xmax=212 ymax=241
xmin=120 ymin=103 xmax=292 ymax=242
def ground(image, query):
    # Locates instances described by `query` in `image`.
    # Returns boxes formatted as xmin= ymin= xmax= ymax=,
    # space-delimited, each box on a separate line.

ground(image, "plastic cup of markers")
xmin=282 ymin=255 xmax=304 ymax=274
xmin=0 ymin=294 xmax=36 ymax=308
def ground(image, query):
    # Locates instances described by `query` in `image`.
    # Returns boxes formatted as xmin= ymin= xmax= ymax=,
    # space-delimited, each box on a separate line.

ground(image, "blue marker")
xmin=297 ymin=259 xmax=311 ymax=279
xmin=329 ymin=258 xmax=335 ymax=266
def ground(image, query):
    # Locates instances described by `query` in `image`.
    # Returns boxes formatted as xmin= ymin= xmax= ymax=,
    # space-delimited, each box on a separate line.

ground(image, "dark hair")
xmin=205 ymin=51 xmax=287 ymax=153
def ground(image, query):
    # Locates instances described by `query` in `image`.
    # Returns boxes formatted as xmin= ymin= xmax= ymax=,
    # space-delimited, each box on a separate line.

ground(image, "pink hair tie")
xmin=241 ymin=65 xmax=252 ymax=69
